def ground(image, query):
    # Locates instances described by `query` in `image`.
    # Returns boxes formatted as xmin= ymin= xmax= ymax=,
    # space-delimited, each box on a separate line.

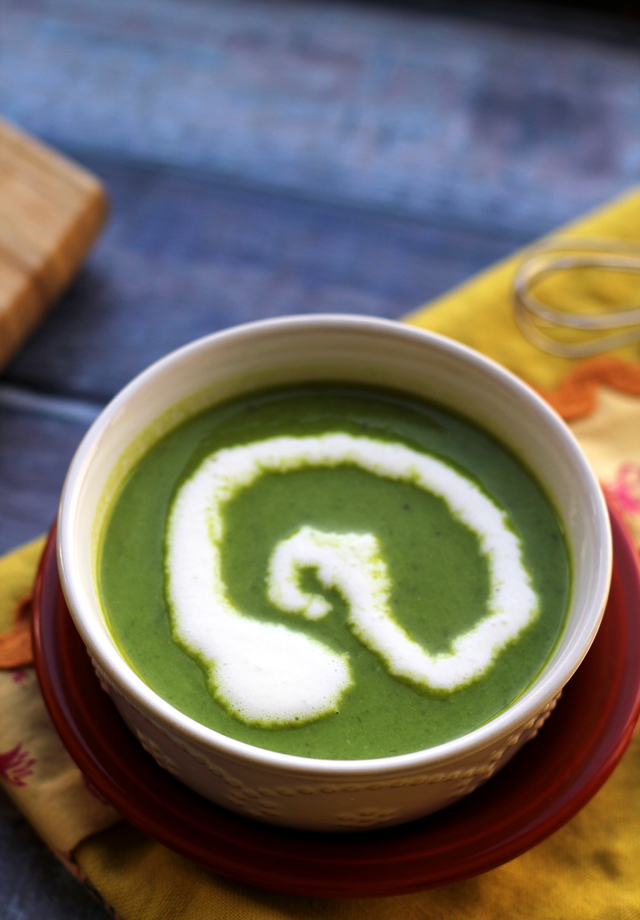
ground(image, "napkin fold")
xmin=3 ymin=188 xmax=640 ymax=918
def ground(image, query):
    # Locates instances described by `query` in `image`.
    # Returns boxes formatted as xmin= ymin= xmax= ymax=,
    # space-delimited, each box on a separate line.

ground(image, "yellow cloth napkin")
xmin=405 ymin=186 xmax=640 ymax=390
xmin=3 ymin=187 xmax=640 ymax=918
xmin=0 ymin=538 xmax=120 ymax=868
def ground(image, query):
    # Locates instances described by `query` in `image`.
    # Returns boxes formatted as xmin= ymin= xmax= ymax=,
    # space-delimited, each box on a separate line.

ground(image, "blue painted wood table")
xmin=1 ymin=1 xmax=639 ymax=916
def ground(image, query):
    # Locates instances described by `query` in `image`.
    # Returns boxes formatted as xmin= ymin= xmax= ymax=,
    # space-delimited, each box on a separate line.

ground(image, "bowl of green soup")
xmin=57 ymin=315 xmax=611 ymax=832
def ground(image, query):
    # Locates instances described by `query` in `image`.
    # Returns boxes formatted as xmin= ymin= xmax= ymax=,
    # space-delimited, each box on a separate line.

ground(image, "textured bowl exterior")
xmin=92 ymin=654 xmax=560 ymax=830
xmin=57 ymin=316 xmax=612 ymax=831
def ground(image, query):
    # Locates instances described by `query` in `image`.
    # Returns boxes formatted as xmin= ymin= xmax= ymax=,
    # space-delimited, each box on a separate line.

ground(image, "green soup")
xmin=99 ymin=384 xmax=570 ymax=760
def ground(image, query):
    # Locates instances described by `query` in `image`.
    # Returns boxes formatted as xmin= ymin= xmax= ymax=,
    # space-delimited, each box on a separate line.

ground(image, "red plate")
xmin=33 ymin=505 xmax=640 ymax=899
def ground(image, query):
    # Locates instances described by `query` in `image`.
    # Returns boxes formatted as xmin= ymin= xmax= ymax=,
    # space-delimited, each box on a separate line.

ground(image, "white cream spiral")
xmin=165 ymin=433 xmax=538 ymax=727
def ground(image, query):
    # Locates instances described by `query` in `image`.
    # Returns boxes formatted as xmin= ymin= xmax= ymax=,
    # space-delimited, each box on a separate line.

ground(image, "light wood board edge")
xmin=0 ymin=116 xmax=108 ymax=370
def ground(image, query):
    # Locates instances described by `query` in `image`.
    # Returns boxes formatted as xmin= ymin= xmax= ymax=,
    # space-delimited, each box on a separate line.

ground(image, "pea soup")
xmin=99 ymin=384 xmax=570 ymax=760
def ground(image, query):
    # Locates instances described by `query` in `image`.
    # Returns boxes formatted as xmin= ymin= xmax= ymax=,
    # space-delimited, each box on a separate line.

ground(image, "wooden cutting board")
xmin=0 ymin=117 xmax=107 ymax=370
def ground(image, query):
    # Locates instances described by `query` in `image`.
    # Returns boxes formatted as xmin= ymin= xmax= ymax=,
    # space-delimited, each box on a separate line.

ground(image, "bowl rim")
xmin=57 ymin=313 xmax=613 ymax=777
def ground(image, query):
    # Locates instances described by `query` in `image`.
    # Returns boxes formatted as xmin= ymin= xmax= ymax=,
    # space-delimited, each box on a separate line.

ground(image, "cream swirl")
xmin=165 ymin=433 xmax=538 ymax=727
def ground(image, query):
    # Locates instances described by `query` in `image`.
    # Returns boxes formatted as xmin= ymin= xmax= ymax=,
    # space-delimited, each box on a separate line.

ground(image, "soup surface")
xmin=99 ymin=384 xmax=570 ymax=759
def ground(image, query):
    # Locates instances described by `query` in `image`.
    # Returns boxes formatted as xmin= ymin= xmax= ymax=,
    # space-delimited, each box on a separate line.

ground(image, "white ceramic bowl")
xmin=57 ymin=315 xmax=611 ymax=832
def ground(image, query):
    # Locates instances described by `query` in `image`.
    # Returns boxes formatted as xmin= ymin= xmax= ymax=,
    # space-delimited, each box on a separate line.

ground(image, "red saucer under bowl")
xmin=33 ymin=505 xmax=640 ymax=899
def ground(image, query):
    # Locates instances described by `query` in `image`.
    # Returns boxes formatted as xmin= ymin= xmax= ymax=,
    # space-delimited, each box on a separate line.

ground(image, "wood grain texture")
xmin=4 ymin=154 xmax=521 ymax=402
xmin=0 ymin=117 xmax=107 ymax=370
xmin=0 ymin=2 xmax=639 ymax=918
xmin=2 ymin=0 xmax=639 ymax=238
xmin=0 ymin=407 xmax=90 ymax=556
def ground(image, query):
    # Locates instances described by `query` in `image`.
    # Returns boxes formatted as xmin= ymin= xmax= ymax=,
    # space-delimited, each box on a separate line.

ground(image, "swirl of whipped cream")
xmin=165 ymin=434 xmax=538 ymax=727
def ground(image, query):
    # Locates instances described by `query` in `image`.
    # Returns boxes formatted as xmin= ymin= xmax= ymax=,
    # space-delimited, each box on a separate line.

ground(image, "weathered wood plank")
xmin=1 ymin=0 xmax=639 ymax=237
xmin=0 ymin=407 xmax=90 ymax=555
xmin=3 ymin=154 xmax=521 ymax=402
xmin=1 ymin=3 xmax=639 ymax=917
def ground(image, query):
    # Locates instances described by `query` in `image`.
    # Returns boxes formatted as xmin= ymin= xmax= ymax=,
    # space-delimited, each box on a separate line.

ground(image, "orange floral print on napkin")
xmin=0 ymin=539 xmax=121 ymax=855
xmin=0 ymin=743 xmax=35 ymax=786
xmin=0 ymin=595 xmax=34 ymax=669
xmin=537 ymin=356 xmax=640 ymax=421
xmin=530 ymin=355 xmax=640 ymax=547
xmin=0 ymin=666 xmax=120 ymax=853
